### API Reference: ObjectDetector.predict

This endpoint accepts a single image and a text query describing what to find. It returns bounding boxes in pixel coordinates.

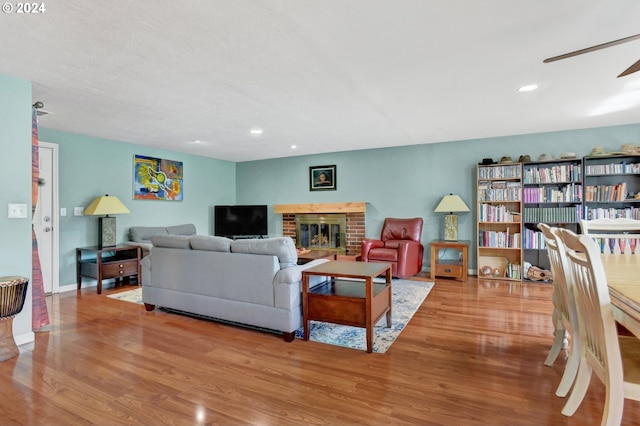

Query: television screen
[214,205,268,237]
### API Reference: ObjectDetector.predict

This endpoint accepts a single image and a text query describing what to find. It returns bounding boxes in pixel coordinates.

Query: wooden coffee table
[302,261,392,353]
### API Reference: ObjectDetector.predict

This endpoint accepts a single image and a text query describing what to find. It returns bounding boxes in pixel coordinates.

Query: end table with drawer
[429,240,469,282]
[76,245,141,294]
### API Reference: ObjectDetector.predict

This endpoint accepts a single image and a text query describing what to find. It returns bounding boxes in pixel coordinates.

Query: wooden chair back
[580,217,640,254]
[557,228,626,423]
[539,224,581,397]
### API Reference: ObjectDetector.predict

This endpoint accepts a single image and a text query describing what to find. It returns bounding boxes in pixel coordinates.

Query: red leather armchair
[361,217,424,279]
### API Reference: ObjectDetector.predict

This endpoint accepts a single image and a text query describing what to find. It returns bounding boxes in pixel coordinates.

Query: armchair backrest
[380,217,424,243]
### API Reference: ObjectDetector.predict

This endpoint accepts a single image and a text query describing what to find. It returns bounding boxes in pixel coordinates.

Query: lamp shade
[84,195,130,216]
[434,194,470,213]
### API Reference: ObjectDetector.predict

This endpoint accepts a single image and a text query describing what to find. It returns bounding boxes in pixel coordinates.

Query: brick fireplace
[274,202,366,256]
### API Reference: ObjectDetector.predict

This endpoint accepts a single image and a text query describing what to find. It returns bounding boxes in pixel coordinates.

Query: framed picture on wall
[133,154,184,201]
[309,165,336,191]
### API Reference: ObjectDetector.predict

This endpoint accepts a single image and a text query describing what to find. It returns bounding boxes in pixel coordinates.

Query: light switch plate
[60,207,67,217]
[74,207,84,216]
[8,203,28,219]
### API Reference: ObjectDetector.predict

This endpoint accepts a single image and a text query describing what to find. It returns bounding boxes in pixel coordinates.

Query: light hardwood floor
[2,274,640,425]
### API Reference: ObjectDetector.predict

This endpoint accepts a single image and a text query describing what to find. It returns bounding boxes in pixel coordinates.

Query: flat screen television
[214,205,268,238]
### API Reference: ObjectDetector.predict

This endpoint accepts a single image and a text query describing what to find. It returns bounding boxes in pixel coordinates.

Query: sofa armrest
[361,238,384,262]
[123,241,153,257]
[273,258,329,285]
[140,255,151,287]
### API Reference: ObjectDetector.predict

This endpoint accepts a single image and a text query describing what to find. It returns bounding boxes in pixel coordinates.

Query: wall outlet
[8,203,28,219]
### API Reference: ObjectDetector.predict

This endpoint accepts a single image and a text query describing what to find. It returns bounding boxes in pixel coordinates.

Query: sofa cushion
[231,237,298,268]
[151,234,192,249]
[190,235,233,252]
[130,226,168,243]
[166,223,197,236]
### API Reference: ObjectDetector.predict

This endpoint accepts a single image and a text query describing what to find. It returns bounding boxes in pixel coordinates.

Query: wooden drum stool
[0,276,29,361]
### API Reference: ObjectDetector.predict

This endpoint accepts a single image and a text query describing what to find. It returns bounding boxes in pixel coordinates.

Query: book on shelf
[585,182,629,202]
[585,206,640,220]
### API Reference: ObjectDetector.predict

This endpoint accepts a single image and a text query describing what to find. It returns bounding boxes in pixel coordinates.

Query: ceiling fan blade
[618,59,640,77]
[543,33,640,63]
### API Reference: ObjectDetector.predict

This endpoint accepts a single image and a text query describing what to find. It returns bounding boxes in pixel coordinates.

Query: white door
[32,142,59,294]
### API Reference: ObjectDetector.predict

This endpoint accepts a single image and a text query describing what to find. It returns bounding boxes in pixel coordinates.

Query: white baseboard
[16,331,35,346]
[59,281,96,293]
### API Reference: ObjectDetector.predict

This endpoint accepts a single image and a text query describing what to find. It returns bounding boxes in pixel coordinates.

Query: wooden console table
[302,261,392,353]
[76,245,141,294]
[429,240,469,281]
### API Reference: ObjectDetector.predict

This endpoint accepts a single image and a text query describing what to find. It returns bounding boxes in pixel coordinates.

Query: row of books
[478,204,519,222]
[523,184,582,203]
[478,181,522,202]
[523,164,581,184]
[523,206,582,223]
[505,262,522,280]
[522,229,547,250]
[585,206,640,220]
[585,162,640,176]
[478,165,522,179]
[584,182,628,202]
[478,230,521,248]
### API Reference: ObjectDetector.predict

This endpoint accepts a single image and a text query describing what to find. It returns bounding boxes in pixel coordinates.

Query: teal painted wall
[38,128,236,286]
[0,74,33,339]
[237,123,640,269]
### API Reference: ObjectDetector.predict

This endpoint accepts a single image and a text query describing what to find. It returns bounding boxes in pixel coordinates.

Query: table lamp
[84,194,130,248]
[434,194,470,241]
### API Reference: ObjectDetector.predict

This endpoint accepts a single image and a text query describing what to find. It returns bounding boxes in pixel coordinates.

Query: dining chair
[557,228,640,425]
[539,224,580,398]
[580,218,640,254]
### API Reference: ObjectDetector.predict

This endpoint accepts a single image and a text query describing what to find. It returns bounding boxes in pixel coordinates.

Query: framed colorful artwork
[134,155,183,201]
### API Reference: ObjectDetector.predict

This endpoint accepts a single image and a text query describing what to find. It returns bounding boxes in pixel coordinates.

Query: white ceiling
[2,0,640,162]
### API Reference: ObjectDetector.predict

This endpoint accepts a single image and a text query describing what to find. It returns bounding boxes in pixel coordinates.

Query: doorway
[32,141,59,294]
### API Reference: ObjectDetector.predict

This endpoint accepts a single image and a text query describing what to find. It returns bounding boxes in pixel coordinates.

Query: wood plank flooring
[2,275,640,425]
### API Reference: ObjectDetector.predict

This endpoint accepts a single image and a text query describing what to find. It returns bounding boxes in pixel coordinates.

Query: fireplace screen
[295,214,347,254]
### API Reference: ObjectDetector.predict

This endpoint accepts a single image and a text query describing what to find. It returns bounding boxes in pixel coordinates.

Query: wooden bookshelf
[477,163,523,281]
[583,154,640,221]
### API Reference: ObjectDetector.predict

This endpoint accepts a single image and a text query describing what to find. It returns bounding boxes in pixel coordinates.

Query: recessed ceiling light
[290,145,297,149]
[187,140,202,144]
[249,129,263,135]
[518,84,538,93]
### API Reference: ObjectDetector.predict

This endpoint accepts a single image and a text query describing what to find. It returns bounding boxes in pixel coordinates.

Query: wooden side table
[429,240,469,281]
[76,245,141,294]
[302,261,392,353]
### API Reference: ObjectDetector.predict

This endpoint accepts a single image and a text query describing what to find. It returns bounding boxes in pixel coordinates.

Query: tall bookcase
[583,154,640,221]
[477,163,523,280]
[522,158,583,273]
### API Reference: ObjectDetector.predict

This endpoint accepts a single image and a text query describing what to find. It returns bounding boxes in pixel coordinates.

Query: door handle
[43,227,51,232]
[43,216,51,222]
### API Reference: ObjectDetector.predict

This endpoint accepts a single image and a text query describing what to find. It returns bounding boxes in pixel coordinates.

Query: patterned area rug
[106,279,434,354]
[107,287,143,304]
[295,278,433,353]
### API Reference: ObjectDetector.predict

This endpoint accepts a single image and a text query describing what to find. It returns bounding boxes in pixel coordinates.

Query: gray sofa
[141,234,328,341]
[128,223,197,256]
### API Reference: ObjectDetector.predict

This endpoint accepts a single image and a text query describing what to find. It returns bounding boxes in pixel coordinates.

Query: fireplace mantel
[273,202,366,214]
